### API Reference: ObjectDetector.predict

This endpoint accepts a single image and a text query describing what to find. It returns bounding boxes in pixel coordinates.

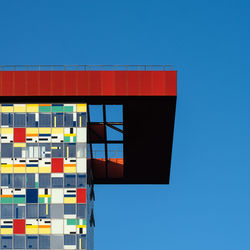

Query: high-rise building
[0,65,177,250]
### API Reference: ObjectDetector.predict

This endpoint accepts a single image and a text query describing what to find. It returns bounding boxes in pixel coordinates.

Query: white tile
[76,158,86,173]
[51,219,63,234]
[51,189,63,203]
[76,128,86,142]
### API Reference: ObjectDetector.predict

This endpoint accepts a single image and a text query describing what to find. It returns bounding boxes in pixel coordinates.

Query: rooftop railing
[0,65,173,71]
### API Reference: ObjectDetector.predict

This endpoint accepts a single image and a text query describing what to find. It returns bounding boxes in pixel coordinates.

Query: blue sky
[1,0,250,249]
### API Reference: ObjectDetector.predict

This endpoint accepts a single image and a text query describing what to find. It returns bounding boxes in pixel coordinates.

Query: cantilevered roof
[0,65,177,184]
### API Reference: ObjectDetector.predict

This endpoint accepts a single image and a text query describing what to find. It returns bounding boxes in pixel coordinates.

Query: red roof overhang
[0,71,176,96]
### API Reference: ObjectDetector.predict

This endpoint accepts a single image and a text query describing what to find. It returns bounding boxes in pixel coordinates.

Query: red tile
[77,189,86,203]
[14,128,26,143]
[51,158,63,173]
[13,219,25,234]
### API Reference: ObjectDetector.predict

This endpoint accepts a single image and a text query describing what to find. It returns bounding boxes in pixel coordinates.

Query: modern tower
[0,65,177,250]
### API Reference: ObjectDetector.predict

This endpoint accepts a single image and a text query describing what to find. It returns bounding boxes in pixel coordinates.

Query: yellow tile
[1,228,13,234]
[64,197,76,203]
[14,104,26,112]
[2,106,13,112]
[39,167,51,173]
[77,104,87,112]
[26,227,38,234]
[14,167,26,173]
[39,228,51,234]
[1,166,13,173]
[14,143,26,147]
[27,104,39,112]
[39,128,51,134]
[52,128,64,134]
[64,167,76,173]
[26,167,38,173]
[2,128,13,134]
[27,128,38,134]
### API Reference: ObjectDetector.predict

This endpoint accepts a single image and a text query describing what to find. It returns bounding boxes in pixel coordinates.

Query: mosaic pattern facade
[0,104,87,249]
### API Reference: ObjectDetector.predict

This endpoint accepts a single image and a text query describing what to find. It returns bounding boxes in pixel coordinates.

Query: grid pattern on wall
[0,104,87,250]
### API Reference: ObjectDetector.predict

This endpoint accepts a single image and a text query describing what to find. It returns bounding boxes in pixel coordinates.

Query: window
[14,235,25,249]
[64,174,76,188]
[39,235,50,249]
[1,113,13,127]
[14,174,25,188]
[52,113,63,127]
[26,236,38,249]
[1,204,13,218]
[39,114,51,127]
[77,174,86,187]
[26,143,39,158]
[1,174,13,188]
[14,204,25,218]
[26,204,38,218]
[14,113,26,127]
[2,236,13,249]
[39,174,51,188]
[1,143,13,158]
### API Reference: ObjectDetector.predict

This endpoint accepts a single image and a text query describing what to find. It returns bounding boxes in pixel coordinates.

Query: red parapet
[0,71,177,96]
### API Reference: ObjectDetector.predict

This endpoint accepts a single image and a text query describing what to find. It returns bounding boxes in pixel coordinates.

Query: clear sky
[1,0,250,249]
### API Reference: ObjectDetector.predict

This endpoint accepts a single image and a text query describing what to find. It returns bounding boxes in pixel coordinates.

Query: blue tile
[26,189,38,203]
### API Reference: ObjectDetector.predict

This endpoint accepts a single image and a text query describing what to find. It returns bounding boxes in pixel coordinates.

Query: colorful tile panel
[0,104,88,249]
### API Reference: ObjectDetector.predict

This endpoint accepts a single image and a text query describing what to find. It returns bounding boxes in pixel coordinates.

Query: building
[0,65,177,249]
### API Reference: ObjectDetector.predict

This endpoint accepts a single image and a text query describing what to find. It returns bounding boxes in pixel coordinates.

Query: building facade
[0,103,91,249]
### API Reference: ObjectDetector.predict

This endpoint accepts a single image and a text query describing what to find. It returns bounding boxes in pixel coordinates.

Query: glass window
[51,235,63,249]
[64,174,76,188]
[64,143,76,158]
[14,174,25,188]
[14,147,26,158]
[52,113,63,127]
[27,113,38,127]
[26,174,36,188]
[77,204,86,218]
[106,105,123,122]
[1,236,13,249]
[77,174,86,187]
[14,113,26,127]
[77,235,86,249]
[26,236,38,249]
[1,204,13,218]
[39,143,51,158]
[64,113,76,127]
[64,235,75,245]
[14,204,25,218]
[51,204,63,218]
[39,235,50,249]
[89,105,103,122]
[26,204,38,218]
[39,204,50,218]
[1,113,13,127]
[14,235,25,249]
[39,113,51,127]
[52,176,63,188]
[77,143,86,158]
[26,143,39,158]
[1,143,13,158]
[77,113,87,127]
[51,143,63,157]
[1,174,13,188]
[64,204,76,215]
[39,174,51,188]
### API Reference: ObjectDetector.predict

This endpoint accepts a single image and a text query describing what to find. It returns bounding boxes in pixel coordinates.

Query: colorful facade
[0,104,89,249]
